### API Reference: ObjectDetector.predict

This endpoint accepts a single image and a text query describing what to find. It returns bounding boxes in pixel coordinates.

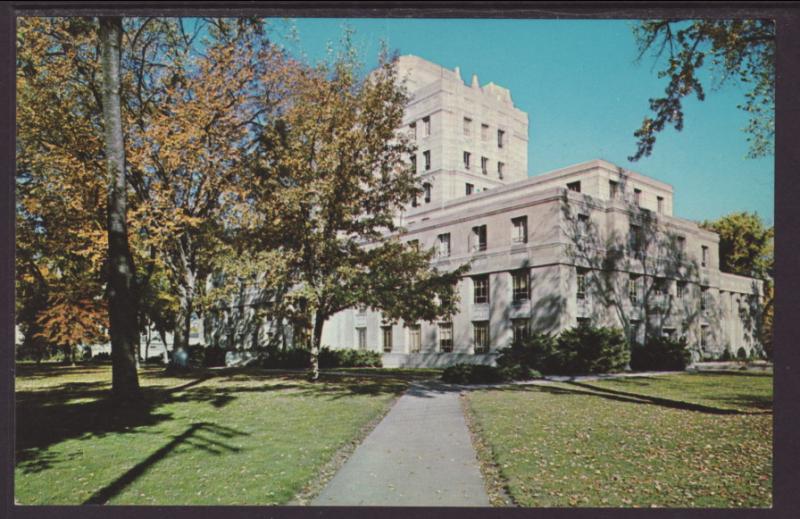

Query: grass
[15,363,407,505]
[464,370,772,508]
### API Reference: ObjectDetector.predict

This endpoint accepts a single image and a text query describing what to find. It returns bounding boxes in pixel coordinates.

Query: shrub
[630,336,691,372]
[737,347,748,361]
[260,348,312,369]
[496,333,558,373]
[91,352,111,362]
[718,349,733,361]
[552,326,629,375]
[203,346,227,368]
[145,355,166,365]
[441,363,540,384]
[319,347,383,368]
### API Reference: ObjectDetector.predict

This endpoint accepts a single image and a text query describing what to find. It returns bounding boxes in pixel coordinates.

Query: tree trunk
[159,328,169,363]
[309,313,325,381]
[100,17,140,400]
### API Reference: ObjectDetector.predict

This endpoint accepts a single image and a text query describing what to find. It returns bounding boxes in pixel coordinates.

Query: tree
[630,20,774,161]
[249,48,468,380]
[701,212,773,358]
[100,16,141,398]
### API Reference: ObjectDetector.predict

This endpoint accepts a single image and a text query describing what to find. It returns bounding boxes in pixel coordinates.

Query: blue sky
[268,18,774,226]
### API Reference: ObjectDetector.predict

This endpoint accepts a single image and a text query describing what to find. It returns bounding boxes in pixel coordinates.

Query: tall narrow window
[481,156,488,175]
[473,321,489,353]
[463,151,471,170]
[466,183,474,196]
[512,319,529,346]
[629,274,640,303]
[701,286,709,311]
[700,324,708,348]
[357,327,367,350]
[567,181,581,193]
[629,320,641,346]
[463,117,472,136]
[481,123,489,141]
[409,122,417,140]
[473,275,490,304]
[382,326,393,352]
[677,236,686,253]
[512,270,530,303]
[629,224,643,253]
[657,196,664,213]
[422,116,431,136]
[423,150,431,171]
[439,323,453,352]
[511,216,527,244]
[677,281,687,299]
[471,225,487,252]
[497,161,505,179]
[701,245,709,267]
[578,213,590,237]
[497,129,505,148]
[408,324,421,353]
[609,180,620,200]
[576,268,587,300]
[423,182,432,203]
[437,233,451,258]
[634,188,642,206]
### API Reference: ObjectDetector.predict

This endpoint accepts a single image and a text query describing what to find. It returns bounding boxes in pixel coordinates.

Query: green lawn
[15,364,406,505]
[464,371,772,508]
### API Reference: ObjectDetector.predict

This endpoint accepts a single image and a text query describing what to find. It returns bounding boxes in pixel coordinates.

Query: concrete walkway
[312,382,490,507]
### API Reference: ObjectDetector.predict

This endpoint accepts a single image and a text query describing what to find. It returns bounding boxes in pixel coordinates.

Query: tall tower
[395,55,529,211]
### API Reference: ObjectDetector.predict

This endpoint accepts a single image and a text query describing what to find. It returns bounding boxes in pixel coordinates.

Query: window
[423,150,431,171]
[654,277,667,296]
[657,196,664,213]
[466,183,474,196]
[408,324,421,353]
[567,181,581,193]
[463,151,471,170]
[437,233,451,258]
[677,281,687,299]
[634,188,642,206]
[481,123,490,141]
[497,129,505,148]
[629,320,641,346]
[422,116,431,136]
[410,154,417,175]
[409,122,416,140]
[700,324,709,348]
[677,236,686,252]
[463,117,472,136]
[473,321,489,353]
[700,286,709,311]
[578,213,590,237]
[471,225,487,252]
[423,182,432,203]
[629,224,643,253]
[512,270,530,303]
[481,156,488,175]
[439,323,453,352]
[498,161,505,179]
[382,326,393,352]
[511,216,527,244]
[577,317,591,328]
[701,245,709,267]
[576,268,587,299]
[473,275,490,304]
[512,319,529,346]
[629,274,640,303]
[357,327,367,350]
[609,180,620,200]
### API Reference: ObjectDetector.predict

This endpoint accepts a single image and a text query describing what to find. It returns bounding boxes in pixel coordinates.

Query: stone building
[319,55,764,367]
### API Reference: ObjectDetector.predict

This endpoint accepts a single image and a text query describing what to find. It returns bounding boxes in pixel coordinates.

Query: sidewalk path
[311,382,490,507]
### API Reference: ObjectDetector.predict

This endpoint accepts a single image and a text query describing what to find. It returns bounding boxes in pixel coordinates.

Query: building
[319,55,764,368]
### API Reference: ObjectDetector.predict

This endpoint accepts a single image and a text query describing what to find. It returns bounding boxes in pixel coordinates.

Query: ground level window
[408,324,421,353]
[357,327,367,351]
[512,319,529,346]
[382,326,393,352]
[439,323,453,352]
[577,317,591,328]
[473,321,489,353]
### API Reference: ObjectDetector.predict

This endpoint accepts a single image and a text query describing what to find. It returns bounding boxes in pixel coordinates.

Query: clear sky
[269,18,774,225]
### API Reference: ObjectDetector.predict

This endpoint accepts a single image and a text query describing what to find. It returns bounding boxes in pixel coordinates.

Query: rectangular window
[677,236,686,252]
[463,151,471,170]
[466,183,474,196]
[700,324,708,348]
[423,150,431,171]
[498,161,505,179]
[437,233,451,258]
[578,213,590,237]
[629,224,643,253]
[677,281,687,299]
[357,327,367,350]
[382,326,393,353]
[629,274,640,303]
[481,156,488,175]
[657,196,664,213]
[473,321,489,353]
[567,181,581,193]
[422,116,431,136]
[701,245,709,267]
[439,323,453,352]
[497,129,505,148]
[512,270,530,303]
[701,286,709,311]
[634,188,642,206]
[511,216,528,244]
[481,123,490,141]
[629,320,641,346]
[512,319,529,346]
[576,268,587,300]
[577,317,591,328]
[609,180,620,200]
[408,324,421,353]
[463,117,472,136]
[473,275,490,304]
[423,182,432,203]
[654,277,667,296]
[409,122,417,140]
[471,225,487,252]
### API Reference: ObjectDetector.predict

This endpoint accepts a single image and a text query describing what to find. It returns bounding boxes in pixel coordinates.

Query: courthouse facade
[319,55,764,367]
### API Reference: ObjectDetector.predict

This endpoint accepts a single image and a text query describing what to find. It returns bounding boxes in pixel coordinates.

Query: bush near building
[629,336,692,372]
[258,347,383,370]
